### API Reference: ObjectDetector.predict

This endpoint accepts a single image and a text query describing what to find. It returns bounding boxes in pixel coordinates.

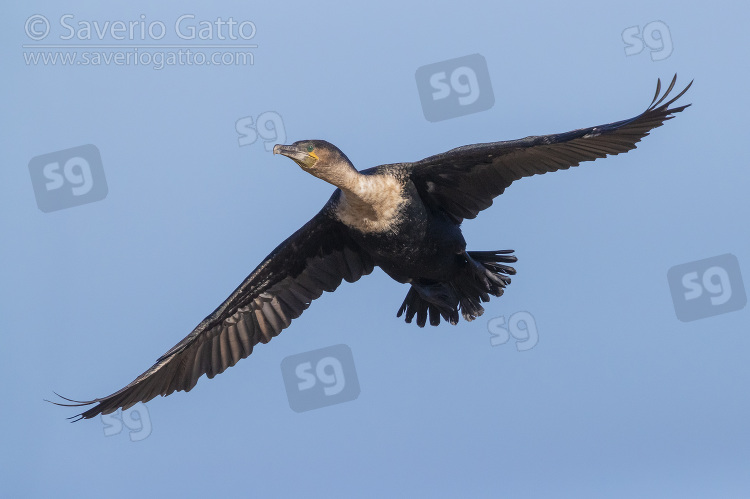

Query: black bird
[53,76,691,420]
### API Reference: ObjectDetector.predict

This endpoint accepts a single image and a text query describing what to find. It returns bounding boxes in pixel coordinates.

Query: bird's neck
[319,160,362,194]
[336,170,381,208]
[320,162,404,221]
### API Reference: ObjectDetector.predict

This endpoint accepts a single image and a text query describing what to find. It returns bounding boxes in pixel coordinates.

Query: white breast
[334,174,406,233]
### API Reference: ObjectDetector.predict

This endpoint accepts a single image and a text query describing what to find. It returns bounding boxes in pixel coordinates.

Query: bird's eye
[307,145,314,152]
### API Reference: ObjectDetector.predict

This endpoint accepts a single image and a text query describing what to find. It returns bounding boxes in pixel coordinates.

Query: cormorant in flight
[53,76,691,420]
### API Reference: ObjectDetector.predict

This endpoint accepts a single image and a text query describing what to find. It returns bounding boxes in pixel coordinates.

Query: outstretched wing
[409,75,692,222]
[53,203,374,420]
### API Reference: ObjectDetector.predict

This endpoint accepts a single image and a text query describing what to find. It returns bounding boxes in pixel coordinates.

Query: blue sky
[2,1,748,497]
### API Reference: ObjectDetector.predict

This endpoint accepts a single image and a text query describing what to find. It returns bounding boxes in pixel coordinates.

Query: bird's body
[52,76,692,421]
[330,169,466,283]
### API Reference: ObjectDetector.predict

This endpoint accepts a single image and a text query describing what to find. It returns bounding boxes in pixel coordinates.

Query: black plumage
[52,75,691,420]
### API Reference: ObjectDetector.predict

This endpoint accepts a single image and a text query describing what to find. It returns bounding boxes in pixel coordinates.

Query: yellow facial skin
[273,144,318,169]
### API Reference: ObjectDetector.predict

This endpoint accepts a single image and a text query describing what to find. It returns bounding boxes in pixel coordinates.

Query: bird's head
[273,140,356,186]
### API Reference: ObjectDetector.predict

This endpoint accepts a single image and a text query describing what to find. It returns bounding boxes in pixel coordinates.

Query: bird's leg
[462,251,491,290]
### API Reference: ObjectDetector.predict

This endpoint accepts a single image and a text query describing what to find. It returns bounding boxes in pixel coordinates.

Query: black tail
[397,250,517,327]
